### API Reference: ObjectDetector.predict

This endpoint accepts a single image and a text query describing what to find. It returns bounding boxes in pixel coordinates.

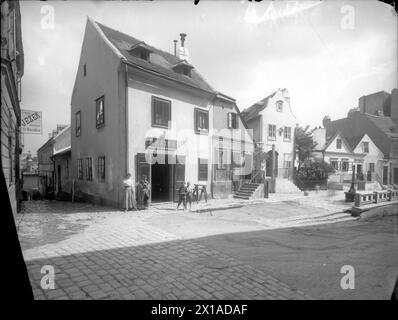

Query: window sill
[195,129,209,136]
[96,123,105,130]
[152,124,170,130]
[267,137,276,141]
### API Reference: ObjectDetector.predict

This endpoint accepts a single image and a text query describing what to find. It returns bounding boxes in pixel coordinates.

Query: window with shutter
[194,108,209,134]
[152,96,171,128]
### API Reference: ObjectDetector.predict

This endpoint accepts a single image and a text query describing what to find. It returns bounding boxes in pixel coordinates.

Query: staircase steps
[233,183,260,200]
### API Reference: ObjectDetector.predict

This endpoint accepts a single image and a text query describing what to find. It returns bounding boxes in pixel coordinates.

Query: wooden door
[173,155,185,202]
[136,153,151,185]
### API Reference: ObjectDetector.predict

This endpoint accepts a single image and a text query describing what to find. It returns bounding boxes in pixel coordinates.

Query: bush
[296,160,335,180]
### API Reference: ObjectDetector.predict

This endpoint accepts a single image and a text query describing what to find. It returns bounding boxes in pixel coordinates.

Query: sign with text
[21,110,42,135]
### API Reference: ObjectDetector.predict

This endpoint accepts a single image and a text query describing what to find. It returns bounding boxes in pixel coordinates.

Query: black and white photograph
[2,0,398,304]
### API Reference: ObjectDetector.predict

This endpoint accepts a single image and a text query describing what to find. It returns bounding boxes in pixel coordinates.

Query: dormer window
[128,42,153,62]
[172,60,194,78]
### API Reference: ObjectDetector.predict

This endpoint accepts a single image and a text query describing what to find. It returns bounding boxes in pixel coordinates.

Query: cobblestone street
[18,201,314,300]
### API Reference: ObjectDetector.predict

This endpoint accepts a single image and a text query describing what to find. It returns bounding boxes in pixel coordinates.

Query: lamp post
[345,163,356,202]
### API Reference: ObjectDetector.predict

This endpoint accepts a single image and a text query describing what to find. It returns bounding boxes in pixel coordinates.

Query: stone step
[233,195,250,200]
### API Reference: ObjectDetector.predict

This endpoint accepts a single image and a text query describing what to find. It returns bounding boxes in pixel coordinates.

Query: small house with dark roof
[242,88,297,188]
[322,96,398,186]
[312,128,384,185]
[70,18,254,207]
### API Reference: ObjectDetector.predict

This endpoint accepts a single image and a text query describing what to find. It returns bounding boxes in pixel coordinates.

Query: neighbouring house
[1,0,24,215]
[323,89,398,186]
[37,124,69,198]
[241,88,300,193]
[20,151,38,173]
[312,127,384,186]
[52,126,71,199]
[70,18,254,208]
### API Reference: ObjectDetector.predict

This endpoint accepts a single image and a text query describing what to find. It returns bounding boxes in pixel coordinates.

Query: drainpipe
[124,61,129,178]
[50,154,56,198]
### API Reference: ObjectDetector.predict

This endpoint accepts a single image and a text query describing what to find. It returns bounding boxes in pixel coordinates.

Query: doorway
[266,150,278,177]
[151,163,172,202]
[57,165,62,194]
[394,168,398,185]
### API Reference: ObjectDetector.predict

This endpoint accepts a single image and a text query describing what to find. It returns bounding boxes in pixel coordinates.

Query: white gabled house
[241,88,300,193]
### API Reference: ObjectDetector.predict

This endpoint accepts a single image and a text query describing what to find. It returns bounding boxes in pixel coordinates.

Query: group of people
[123,173,195,212]
[176,181,193,211]
[122,174,150,211]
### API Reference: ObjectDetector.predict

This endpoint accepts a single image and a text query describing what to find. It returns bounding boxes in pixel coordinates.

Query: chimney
[178,33,189,61]
[179,33,186,47]
[322,115,331,128]
[173,40,178,56]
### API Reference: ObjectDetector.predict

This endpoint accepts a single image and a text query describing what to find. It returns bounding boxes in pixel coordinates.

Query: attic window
[276,100,283,112]
[172,60,194,78]
[129,42,153,62]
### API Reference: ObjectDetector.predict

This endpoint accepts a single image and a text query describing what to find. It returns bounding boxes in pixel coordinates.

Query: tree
[294,125,317,168]
[296,159,335,180]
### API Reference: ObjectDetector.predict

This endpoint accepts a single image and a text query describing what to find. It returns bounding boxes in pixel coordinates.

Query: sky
[19,0,397,155]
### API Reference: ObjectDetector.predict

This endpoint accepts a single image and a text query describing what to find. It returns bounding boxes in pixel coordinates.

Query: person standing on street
[186,181,193,211]
[176,182,187,211]
[122,173,136,211]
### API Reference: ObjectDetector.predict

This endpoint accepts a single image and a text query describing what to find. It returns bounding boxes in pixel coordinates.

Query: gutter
[124,60,216,98]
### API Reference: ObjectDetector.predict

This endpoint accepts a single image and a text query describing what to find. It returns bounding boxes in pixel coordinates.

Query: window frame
[96,96,105,128]
[228,112,238,129]
[151,96,171,129]
[363,141,369,153]
[276,100,283,112]
[341,160,349,172]
[194,108,209,134]
[198,158,208,181]
[97,156,105,182]
[77,159,83,180]
[85,157,93,181]
[336,138,342,149]
[268,124,276,140]
[283,126,292,141]
[75,111,81,137]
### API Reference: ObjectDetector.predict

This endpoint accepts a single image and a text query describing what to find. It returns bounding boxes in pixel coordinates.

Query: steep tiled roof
[95,21,215,94]
[241,92,277,121]
[365,114,398,139]
[345,135,364,150]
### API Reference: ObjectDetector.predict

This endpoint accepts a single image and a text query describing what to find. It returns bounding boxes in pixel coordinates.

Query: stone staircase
[275,178,302,194]
[233,182,260,200]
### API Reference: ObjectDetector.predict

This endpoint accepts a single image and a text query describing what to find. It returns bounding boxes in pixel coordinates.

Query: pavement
[16,196,397,300]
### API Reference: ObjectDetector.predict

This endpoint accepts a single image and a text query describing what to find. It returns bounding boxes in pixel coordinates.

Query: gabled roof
[345,134,365,150]
[93,20,215,94]
[241,91,277,122]
[324,130,354,153]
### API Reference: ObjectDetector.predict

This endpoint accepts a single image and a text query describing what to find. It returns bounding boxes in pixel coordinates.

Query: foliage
[294,125,317,168]
[296,159,335,181]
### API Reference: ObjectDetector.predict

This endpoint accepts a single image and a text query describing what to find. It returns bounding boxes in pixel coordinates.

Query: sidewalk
[151,189,352,215]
